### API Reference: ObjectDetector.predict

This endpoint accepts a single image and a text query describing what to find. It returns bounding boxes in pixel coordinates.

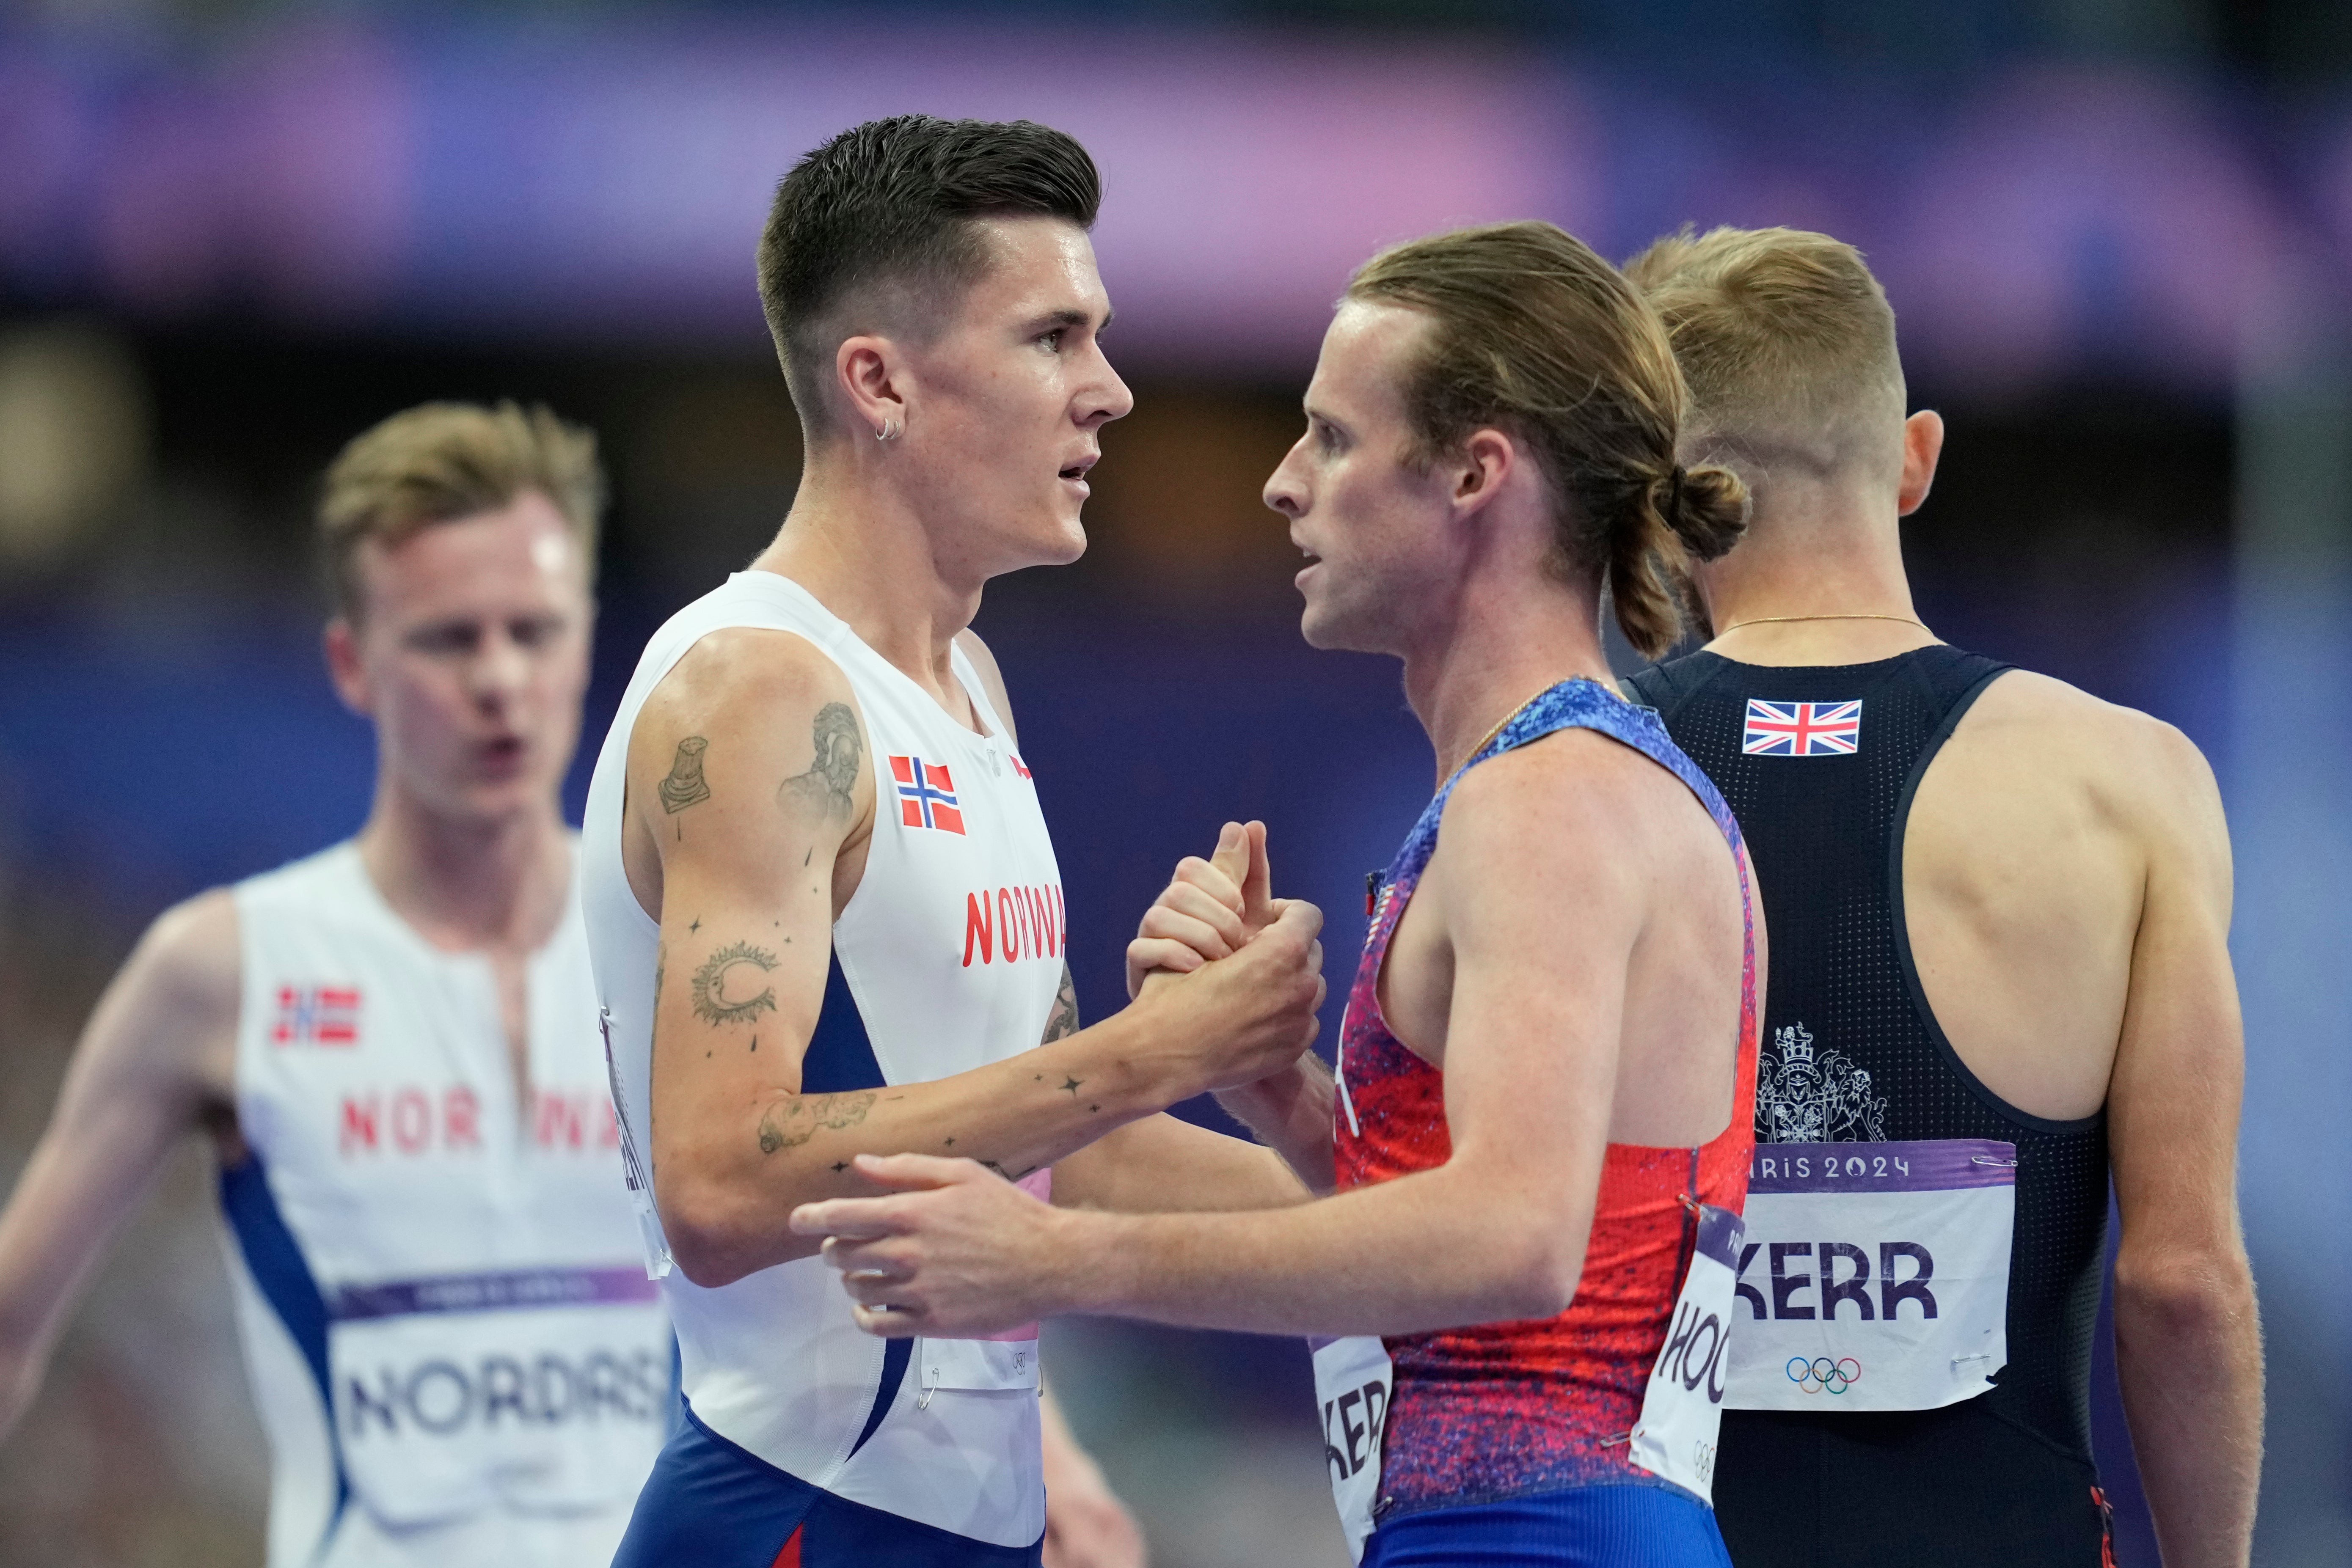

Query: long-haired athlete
[792,221,1769,1567]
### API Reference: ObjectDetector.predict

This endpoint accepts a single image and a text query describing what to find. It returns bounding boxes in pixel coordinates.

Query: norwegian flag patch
[890,755,967,834]
[1743,699,1862,756]
[274,985,361,1047]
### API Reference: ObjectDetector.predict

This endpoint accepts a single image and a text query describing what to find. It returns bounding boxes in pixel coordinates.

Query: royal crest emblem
[1754,1022,1887,1143]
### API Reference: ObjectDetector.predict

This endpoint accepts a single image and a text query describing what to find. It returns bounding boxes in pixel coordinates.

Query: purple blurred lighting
[2,19,2346,384]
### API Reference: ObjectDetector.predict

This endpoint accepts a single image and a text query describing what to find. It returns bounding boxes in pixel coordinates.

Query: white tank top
[223,842,669,1568]
[580,571,1066,1549]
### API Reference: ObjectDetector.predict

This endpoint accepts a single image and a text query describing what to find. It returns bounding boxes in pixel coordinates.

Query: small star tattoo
[689,918,702,934]
[831,1161,849,1173]
[1060,1076,1082,1096]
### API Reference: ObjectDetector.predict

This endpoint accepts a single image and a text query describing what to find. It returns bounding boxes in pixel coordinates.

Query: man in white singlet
[0,399,1147,1568]
[789,222,1763,1568]
[0,402,668,1566]
[581,116,1327,1568]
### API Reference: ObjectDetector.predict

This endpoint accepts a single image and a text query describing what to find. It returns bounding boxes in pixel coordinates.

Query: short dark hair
[757,116,1102,422]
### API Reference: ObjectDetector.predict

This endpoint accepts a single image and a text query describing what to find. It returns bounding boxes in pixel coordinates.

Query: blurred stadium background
[3,0,2349,1563]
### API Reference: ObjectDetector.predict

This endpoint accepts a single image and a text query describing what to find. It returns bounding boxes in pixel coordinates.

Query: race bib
[915,1169,1052,1404]
[1308,1333,1394,1564]
[1628,1204,1743,1503]
[1725,1139,2014,1412]
[326,1266,669,1525]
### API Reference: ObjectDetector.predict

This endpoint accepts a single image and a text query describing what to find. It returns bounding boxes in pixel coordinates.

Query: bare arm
[795,747,1644,1337]
[2106,722,2261,1568]
[1040,1384,1147,1568]
[1053,1112,1311,1215]
[635,632,1325,1288]
[0,893,237,1440]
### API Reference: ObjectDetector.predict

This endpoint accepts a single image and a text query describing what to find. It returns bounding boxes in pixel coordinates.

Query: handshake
[1123,818,1328,1096]
[786,820,1330,1338]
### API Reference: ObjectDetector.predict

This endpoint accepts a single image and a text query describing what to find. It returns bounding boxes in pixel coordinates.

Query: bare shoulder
[1439,730,1662,896]
[954,628,1019,748]
[132,886,242,1027]
[640,626,859,738]
[83,886,241,1099]
[1964,669,2222,830]
[631,628,866,792]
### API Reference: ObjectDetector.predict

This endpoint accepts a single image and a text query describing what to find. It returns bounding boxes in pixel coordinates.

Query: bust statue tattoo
[780,702,861,822]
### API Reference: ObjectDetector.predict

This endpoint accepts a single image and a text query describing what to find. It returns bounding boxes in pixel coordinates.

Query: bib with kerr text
[1309,1333,1393,1564]
[1724,1139,2014,1412]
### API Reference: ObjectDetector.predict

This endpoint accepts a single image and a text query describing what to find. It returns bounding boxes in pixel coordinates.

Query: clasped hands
[787,821,1319,1337]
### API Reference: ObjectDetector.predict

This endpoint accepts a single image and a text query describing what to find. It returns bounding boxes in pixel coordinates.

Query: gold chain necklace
[1454,684,1568,774]
[1715,612,1929,635]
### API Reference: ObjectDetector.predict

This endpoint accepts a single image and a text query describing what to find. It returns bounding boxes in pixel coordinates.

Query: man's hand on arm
[2106,723,2262,1568]
[793,752,1635,1340]
[637,644,1331,1288]
[0,892,235,1441]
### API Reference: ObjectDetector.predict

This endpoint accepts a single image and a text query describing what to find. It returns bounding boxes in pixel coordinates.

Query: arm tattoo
[758,1090,878,1155]
[1041,962,1080,1045]
[659,737,712,813]
[690,941,779,1027]
[779,702,861,822]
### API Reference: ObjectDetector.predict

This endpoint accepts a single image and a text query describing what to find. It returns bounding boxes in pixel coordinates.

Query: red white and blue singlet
[1338,679,1760,1529]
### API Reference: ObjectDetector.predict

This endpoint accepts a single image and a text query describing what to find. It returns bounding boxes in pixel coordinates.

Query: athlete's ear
[323,616,375,718]
[837,334,909,444]
[1897,410,1944,517]
[1449,428,1515,521]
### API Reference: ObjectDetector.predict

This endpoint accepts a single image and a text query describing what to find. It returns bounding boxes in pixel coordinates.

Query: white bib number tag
[325,1269,669,1525]
[1308,1333,1394,1563]
[1628,1204,1743,1504]
[1725,1139,2014,1412]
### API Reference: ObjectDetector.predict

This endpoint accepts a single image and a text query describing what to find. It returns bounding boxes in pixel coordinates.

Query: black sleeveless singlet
[1624,646,2113,1567]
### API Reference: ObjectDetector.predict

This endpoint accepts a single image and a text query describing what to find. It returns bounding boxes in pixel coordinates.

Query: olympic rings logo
[1785,1356,1862,1395]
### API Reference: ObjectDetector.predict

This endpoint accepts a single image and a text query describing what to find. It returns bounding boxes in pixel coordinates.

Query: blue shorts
[1363,1484,1734,1568]
[612,1395,1044,1568]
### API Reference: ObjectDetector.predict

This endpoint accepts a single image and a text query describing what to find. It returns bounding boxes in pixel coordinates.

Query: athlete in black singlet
[1624,228,2261,1568]
[1627,646,2113,1557]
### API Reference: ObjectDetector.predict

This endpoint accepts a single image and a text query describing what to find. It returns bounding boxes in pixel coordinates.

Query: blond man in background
[1621,228,2261,1568]
[0,402,670,1566]
[0,399,1144,1568]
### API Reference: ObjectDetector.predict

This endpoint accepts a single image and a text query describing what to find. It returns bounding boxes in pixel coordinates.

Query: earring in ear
[876,421,902,442]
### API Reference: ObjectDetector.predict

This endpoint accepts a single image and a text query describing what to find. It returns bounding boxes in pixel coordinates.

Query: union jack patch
[274,985,361,1047]
[1742,699,1862,756]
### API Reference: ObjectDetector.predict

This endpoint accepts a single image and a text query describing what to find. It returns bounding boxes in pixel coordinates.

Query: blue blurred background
[2,2,2348,1563]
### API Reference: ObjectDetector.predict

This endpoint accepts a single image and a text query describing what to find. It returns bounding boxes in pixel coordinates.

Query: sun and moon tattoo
[656,702,1087,1172]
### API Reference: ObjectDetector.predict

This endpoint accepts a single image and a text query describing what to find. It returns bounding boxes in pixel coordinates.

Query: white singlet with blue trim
[580,570,1067,1550]
[223,842,669,1568]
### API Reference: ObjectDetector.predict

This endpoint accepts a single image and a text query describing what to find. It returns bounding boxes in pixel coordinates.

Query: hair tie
[1665,465,1686,520]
